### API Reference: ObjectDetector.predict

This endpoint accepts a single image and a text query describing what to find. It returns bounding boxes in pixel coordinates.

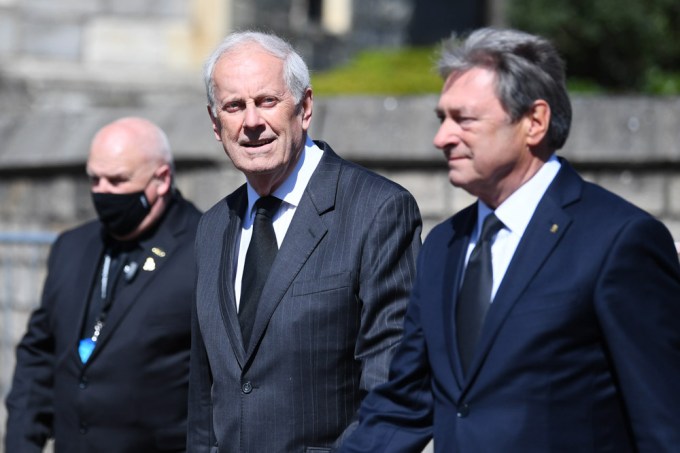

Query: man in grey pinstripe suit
[187,31,422,453]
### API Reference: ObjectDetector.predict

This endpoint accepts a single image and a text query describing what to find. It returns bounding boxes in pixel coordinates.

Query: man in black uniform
[5,117,202,453]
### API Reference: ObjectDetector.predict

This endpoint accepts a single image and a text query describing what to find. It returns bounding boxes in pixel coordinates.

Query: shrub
[508,0,680,92]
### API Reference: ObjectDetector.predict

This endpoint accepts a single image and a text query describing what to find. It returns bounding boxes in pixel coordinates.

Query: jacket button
[79,377,88,389]
[79,422,88,434]
[457,403,469,418]
[242,381,253,394]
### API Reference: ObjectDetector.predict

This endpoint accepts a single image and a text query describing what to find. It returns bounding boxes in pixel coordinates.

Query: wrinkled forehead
[214,46,286,86]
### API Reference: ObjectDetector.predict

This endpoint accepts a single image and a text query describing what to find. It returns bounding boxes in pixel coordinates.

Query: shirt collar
[246,136,324,219]
[477,154,561,236]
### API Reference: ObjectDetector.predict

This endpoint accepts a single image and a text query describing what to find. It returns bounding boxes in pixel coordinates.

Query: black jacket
[6,194,201,453]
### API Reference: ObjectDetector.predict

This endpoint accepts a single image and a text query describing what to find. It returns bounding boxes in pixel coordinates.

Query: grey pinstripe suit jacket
[188,141,422,453]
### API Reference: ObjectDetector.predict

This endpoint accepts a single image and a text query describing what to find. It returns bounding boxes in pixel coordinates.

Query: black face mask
[92,191,151,237]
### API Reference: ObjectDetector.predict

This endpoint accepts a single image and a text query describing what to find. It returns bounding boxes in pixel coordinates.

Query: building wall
[0,2,678,451]
[1,94,680,451]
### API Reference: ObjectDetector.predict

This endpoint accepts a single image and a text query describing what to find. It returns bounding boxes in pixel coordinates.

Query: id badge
[78,338,96,363]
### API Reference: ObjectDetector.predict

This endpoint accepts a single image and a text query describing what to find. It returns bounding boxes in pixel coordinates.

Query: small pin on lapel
[151,247,166,257]
[550,224,559,234]
[142,257,156,271]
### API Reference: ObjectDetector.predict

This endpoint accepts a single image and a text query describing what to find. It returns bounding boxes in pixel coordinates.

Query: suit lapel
[218,188,248,366]
[243,148,337,361]
[72,230,106,368]
[84,199,188,364]
[462,162,582,386]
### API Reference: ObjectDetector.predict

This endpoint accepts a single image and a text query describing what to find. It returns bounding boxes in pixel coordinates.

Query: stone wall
[0,94,679,451]
[1,4,679,451]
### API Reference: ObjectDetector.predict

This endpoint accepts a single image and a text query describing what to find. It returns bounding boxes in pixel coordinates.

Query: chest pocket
[291,271,353,296]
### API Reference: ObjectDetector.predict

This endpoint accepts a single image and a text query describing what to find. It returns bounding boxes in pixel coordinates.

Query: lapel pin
[142,257,156,271]
[151,247,166,257]
[550,224,559,234]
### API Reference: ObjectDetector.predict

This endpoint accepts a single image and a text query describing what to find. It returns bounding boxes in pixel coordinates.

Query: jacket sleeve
[186,234,216,453]
[594,215,680,450]
[5,237,63,453]
[336,189,425,448]
[339,229,434,453]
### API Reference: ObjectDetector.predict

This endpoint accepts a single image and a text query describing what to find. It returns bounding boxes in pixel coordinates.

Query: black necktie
[239,195,282,348]
[457,213,504,375]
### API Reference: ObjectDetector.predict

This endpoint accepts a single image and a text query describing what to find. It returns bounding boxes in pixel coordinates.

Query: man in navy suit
[6,117,201,452]
[187,31,421,452]
[340,28,680,452]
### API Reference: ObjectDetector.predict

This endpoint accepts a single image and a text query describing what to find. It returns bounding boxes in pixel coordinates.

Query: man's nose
[433,120,461,149]
[243,104,264,128]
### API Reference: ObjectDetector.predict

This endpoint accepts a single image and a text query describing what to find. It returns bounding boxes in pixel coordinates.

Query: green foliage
[508,0,680,93]
[644,69,680,95]
[311,47,443,96]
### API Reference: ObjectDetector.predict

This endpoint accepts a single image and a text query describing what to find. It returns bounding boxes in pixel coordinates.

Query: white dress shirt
[465,154,561,301]
[234,136,324,308]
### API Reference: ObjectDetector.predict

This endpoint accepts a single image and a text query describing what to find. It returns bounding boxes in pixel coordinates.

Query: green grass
[311,47,680,96]
[644,69,680,95]
[311,46,443,96]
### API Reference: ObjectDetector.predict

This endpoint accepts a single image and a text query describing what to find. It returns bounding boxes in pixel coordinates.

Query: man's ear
[155,164,172,197]
[525,99,550,147]
[300,88,313,132]
[207,105,223,142]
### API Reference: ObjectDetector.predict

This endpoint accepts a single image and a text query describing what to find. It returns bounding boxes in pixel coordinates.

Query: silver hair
[203,30,311,116]
[438,28,572,150]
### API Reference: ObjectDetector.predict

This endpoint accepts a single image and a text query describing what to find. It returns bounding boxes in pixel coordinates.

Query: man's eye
[260,97,278,107]
[456,116,475,127]
[224,102,242,113]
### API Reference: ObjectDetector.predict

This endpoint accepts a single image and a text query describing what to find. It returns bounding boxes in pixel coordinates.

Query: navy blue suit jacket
[340,160,680,452]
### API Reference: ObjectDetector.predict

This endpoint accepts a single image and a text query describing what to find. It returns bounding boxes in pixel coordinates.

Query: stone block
[2,304,35,344]
[35,177,80,225]
[20,19,81,60]
[20,0,100,18]
[175,165,246,212]
[0,179,32,220]
[311,95,441,163]
[564,97,680,163]
[668,176,680,217]
[139,102,224,161]
[0,11,17,56]
[0,242,50,311]
[379,170,449,218]
[661,218,680,243]
[101,0,187,17]
[0,112,107,168]
[84,18,193,69]
[597,171,666,216]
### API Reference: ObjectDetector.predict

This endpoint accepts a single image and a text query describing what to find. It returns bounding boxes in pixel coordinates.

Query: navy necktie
[457,213,504,375]
[239,195,282,349]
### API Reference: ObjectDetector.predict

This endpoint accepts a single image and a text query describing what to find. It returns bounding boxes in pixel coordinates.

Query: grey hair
[204,30,311,116]
[437,28,572,150]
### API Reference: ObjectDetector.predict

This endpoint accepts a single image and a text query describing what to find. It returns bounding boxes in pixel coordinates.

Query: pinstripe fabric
[188,142,422,453]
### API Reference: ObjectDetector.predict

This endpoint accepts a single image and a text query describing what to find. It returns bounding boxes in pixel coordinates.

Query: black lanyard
[89,251,128,342]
